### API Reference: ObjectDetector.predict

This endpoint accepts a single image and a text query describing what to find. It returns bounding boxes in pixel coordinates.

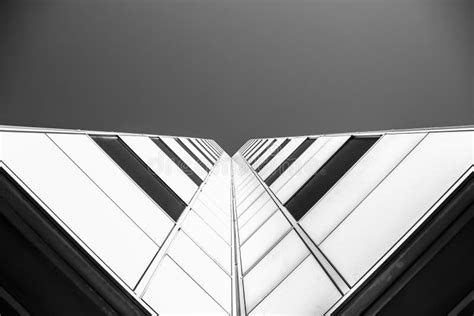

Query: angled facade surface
[0,125,472,315]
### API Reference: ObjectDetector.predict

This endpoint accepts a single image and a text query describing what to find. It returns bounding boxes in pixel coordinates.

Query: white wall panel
[236,178,261,199]
[50,133,174,246]
[192,199,230,244]
[272,136,349,204]
[258,138,306,179]
[239,199,279,244]
[236,174,255,191]
[200,191,231,219]
[252,139,284,169]
[237,186,266,216]
[143,256,226,315]
[240,211,291,273]
[0,132,157,287]
[321,131,474,286]
[120,136,198,203]
[167,232,231,312]
[301,133,426,244]
[161,136,208,180]
[246,140,267,160]
[238,192,271,225]
[181,211,231,274]
[244,231,309,311]
[181,138,214,169]
[249,139,273,165]
[250,256,341,316]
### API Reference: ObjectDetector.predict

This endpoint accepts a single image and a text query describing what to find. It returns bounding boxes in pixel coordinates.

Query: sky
[0,0,472,153]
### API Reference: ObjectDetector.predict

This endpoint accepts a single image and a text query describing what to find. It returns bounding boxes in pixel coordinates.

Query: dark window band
[92,135,186,221]
[246,139,269,162]
[175,138,210,173]
[0,169,151,315]
[256,139,290,173]
[251,139,277,166]
[196,139,218,161]
[265,138,316,186]
[285,137,379,221]
[151,137,203,186]
[187,139,215,165]
[243,140,261,157]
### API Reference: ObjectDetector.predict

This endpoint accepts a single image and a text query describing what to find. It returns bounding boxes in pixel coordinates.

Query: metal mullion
[168,255,230,315]
[236,191,266,219]
[242,227,293,277]
[230,160,247,316]
[240,154,351,295]
[191,209,231,246]
[47,134,161,248]
[239,209,280,246]
[135,156,222,297]
[247,253,311,314]
[325,165,474,315]
[315,133,427,245]
[0,163,158,316]
[180,230,231,277]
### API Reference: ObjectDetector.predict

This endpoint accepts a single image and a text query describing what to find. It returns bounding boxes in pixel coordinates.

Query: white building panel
[321,131,474,285]
[120,135,198,203]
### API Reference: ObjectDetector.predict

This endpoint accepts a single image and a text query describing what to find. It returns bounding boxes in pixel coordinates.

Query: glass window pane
[301,133,426,244]
[181,138,214,169]
[160,137,207,180]
[175,138,210,173]
[120,136,198,203]
[246,140,269,162]
[258,138,305,180]
[284,137,378,220]
[192,199,230,244]
[321,132,473,286]
[167,232,231,312]
[1,132,157,287]
[250,139,276,166]
[181,211,231,274]
[151,137,202,186]
[143,256,226,315]
[244,230,309,311]
[270,137,344,199]
[91,135,186,221]
[50,133,174,246]
[239,199,279,244]
[256,138,290,173]
[188,138,215,165]
[250,256,341,315]
[240,211,291,273]
[265,138,316,186]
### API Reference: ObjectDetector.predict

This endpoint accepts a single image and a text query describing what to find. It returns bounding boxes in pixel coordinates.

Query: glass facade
[0,126,472,315]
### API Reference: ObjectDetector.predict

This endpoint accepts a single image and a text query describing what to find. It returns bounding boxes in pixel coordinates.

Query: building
[0,125,472,315]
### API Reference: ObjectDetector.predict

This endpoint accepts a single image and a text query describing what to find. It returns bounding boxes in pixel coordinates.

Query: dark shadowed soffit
[334,172,474,316]
[0,168,150,316]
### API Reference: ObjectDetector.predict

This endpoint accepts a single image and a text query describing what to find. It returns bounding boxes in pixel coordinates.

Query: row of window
[1,126,471,316]
[143,158,233,315]
[233,155,342,315]
[0,131,222,292]
[237,130,473,314]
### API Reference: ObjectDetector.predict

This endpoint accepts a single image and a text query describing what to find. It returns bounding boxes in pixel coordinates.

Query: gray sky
[0,0,472,153]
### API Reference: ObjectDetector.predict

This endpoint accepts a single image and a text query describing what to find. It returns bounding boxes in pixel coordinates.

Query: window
[256,139,290,173]
[265,138,316,186]
[246,140,269,162]
[284,137,378,221]
[187,139,215,165]
[91,135,186,221]
[175,138,210,173]
[151,137,202,186]
[251,139,277,166]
